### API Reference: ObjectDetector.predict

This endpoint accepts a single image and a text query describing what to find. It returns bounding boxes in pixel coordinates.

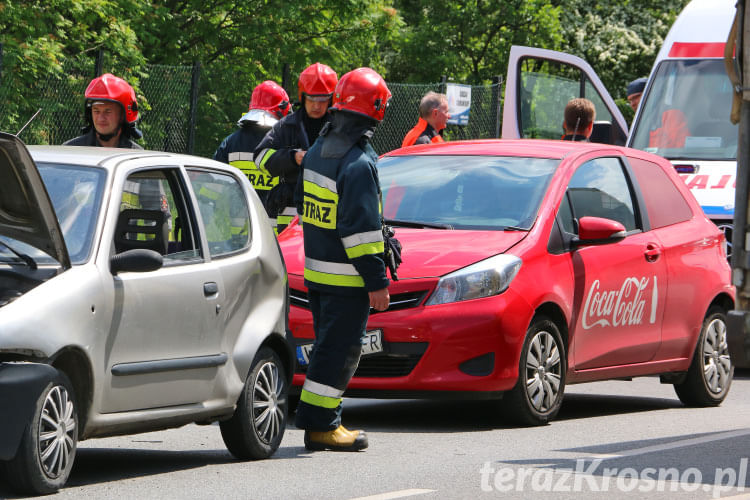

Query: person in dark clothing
[294,67,392,452]
[214,80,290,205]
[561,97,596,142]
[627,77,648,112]
[253,63,338,234]
[401,91,450,147]
[64,73,143,149]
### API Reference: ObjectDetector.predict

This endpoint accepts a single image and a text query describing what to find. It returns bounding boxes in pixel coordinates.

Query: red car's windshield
[378,155,558,230]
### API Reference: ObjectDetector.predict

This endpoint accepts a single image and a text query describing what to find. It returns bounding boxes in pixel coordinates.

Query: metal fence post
[94,49,103,78]
[493,75,502,138]
[187,61,201,154]
[282,63,290,95]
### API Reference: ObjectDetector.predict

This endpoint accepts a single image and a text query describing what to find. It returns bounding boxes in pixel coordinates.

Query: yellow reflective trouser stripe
[300,389,342,409]
[304,268,365,287]
[345,241,385,259]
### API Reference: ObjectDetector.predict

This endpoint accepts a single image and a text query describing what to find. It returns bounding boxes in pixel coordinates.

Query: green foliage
[389,0,564,84]
[0,0,689,152]
[552,0,690,99]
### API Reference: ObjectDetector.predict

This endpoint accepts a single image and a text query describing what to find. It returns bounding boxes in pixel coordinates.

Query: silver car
[0,133,291,495]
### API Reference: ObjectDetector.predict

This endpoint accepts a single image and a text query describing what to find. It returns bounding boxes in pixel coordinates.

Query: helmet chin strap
[96,124,121,142]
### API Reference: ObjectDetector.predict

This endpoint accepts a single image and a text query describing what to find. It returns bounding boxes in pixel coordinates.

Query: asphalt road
[3,371,750,500]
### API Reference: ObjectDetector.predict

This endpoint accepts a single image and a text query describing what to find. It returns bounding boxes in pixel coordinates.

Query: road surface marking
[349,489,436,500]
[585,428,750,460]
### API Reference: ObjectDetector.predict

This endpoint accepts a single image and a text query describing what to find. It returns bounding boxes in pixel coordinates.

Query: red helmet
[250,80,290,118]
[84,73,139,125]
[298,63,338,101]
[332,68,391,122]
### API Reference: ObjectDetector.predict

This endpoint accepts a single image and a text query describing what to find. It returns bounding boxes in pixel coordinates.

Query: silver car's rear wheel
[675,306,733,406]
[504,316,566,426]
[221,347,288,459]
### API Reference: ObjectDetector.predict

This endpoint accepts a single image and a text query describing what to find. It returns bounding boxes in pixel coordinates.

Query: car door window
[628,156,693,228]
[118,169,201,263]
[187,169,251,257]
[559,157,639,233]
[501,47,628,145]
[518,59,622,142]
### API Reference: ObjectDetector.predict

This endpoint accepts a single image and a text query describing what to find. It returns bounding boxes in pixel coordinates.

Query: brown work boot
[304,425,368,451]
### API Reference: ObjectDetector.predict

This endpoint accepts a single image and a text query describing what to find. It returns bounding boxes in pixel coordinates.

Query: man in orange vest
[401,91,450,147]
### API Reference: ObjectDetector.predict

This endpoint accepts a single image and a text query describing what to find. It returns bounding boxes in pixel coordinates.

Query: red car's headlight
[425,254,522,305]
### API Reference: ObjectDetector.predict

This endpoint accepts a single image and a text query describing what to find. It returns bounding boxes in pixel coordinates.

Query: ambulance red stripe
[668,42,726,58]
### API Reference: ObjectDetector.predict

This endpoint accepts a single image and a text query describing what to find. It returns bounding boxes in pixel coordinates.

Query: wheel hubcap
[38,385,76,479]
[703,318,731,394]
[253,361,285,444]
[525,331,562,412]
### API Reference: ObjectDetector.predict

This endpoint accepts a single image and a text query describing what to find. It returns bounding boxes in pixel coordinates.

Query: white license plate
[296,329,383,367]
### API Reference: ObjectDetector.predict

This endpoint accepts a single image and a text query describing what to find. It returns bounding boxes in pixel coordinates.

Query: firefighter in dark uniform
[253,62,338,234]
[213,80,290,206]
[294,67,392,451]
[64,73,143,149]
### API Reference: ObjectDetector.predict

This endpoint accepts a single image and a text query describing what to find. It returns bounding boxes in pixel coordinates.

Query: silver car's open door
[501,46,628,145]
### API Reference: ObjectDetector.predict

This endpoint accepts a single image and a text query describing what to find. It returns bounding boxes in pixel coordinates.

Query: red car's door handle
[645,243,661,262]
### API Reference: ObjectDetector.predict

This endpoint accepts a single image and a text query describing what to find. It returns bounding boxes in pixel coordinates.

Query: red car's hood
[278,224,527,279]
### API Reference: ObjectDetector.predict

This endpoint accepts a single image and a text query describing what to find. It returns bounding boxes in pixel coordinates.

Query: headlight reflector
[425,254,522,305]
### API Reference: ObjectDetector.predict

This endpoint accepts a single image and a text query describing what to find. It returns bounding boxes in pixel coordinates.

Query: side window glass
[566,157,638,232]
[188,169,251,257]
[117,169,201,263]
[628,156,693,228]
[557,191,576,234]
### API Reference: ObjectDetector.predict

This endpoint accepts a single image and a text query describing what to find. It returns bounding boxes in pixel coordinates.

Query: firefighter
[64,73,143,149]
[401,91,450,147]
[253,62,338,234]
[294,67,391,451]
[213,80,290,205]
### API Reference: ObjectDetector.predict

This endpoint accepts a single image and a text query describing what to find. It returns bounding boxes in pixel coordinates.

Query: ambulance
[502,0,738,253]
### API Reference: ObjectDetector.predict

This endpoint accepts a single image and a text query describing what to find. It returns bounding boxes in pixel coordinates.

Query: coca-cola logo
[582,276,659,330]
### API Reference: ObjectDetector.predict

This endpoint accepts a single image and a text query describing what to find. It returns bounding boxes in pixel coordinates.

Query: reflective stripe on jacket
[299,136,389,294]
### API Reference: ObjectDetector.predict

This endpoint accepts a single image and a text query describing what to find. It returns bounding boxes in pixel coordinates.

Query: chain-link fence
[0,55,198,153]
[0,52,502,157]
[375,80,502,154]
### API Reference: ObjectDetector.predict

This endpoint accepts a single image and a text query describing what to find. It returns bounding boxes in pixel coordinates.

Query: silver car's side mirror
[110,248,163,275]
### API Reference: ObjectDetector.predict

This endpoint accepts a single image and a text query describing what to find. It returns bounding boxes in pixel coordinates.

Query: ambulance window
[627,156,692,228]
[187,169,251,257]
[565,157,638,232]
[118,169,201,263]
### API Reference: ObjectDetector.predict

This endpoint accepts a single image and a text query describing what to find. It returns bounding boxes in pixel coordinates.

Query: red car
[279,139,734,425]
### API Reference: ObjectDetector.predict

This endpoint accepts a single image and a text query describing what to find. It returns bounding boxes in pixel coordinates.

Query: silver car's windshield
[630,59,737,160]
[37,163,106,264]
[378,155,558,230]
[0,236,54,265]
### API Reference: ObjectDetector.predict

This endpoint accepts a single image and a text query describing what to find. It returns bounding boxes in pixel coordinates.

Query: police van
[502,0,737,253]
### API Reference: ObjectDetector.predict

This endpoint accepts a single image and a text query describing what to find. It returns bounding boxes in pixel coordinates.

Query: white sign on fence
[446,83,471,126]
